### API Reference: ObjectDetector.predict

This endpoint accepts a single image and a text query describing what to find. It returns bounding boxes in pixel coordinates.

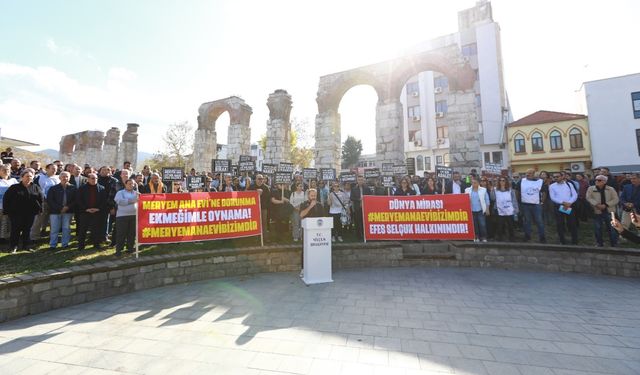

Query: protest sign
[161,168,184,181]
[363,195,474,241]
[302,168,318,180]
[212,159,232,173]
[186,175,206,190]
[364,168,381,179]
[320,168,336,181]
[138,191,262,244]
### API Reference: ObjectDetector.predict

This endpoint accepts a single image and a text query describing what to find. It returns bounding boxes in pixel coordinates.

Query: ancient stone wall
[194,96,252,171]
[58,125,139,169]
[315,46,480,173]
[264,89,292,164]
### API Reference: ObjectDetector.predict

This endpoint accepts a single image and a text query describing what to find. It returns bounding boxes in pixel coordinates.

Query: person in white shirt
[328,181,350,242]
[465,177,490,242]
[549,171,578,245]
[289,182,306,242]
[516,168,547,243]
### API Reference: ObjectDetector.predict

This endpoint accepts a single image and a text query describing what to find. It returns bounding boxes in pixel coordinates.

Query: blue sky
[1,0,638,156]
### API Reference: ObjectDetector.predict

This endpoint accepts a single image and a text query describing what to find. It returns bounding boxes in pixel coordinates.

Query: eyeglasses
[596,179,606,182]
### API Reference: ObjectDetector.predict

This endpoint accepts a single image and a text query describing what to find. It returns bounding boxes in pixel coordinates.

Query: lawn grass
[0,219,637,278]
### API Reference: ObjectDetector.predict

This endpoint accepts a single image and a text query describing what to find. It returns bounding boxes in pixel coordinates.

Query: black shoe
[94,245,104,250]
[49,246,56,250]
[77,246,85,251]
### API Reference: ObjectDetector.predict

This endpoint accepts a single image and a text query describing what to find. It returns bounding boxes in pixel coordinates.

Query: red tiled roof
[508,110,587,127]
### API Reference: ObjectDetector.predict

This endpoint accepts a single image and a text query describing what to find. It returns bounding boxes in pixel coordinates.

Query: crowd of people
[1,153,639,255]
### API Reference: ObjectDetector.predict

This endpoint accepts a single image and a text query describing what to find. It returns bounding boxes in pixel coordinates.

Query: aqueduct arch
[194,96,252,172]
[315,45,479,172]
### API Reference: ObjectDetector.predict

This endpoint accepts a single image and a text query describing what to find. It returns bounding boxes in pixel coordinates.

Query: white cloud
[0,63,197,155]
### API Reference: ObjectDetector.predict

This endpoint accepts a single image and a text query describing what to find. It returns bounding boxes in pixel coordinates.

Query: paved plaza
[1,267,639,374]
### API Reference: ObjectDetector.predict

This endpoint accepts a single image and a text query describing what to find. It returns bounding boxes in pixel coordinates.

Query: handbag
[332,191,351,225]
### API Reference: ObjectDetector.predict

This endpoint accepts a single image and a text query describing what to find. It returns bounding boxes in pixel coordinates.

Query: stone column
[119,123,139,170]
[265,89,293,164]
[103,127,121,168]
[226,98,252,164]
[78,131,105,168]
[193,128,217,173]
[314,111,341,170]
[446,90,481,174]
[375,100,405,167]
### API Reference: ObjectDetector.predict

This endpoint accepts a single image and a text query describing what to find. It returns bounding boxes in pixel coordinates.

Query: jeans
[49,213,73,247]
[521,203,546,242]
[593,211,618,246]
[472,211,487,240]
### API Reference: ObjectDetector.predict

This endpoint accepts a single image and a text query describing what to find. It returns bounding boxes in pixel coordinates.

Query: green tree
[341,135,362,169]
[146,121,194,171]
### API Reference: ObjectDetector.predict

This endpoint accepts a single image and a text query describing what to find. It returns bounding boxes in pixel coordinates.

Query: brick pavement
[1,267,639,374]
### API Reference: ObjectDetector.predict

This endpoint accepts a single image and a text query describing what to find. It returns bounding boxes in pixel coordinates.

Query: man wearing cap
[586,175,619,247]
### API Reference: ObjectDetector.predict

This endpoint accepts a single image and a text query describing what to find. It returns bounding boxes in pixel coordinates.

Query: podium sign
[301,217,334,285]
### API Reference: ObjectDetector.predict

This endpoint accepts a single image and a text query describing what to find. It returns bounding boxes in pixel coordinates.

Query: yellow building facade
[506,111,591,175]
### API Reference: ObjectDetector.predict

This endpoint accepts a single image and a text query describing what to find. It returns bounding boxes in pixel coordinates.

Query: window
[550,130,563,150]
[569,128,583,149]
[484,152,491,165]
[492,151,503,165]
[475,94,482,107]
[434,76,448,89]
[416,155,424,170]
[444,154,450,166]
[425,156,431,170]
[437,126,449,139]
[531,132,544,152]
[462,43,477,57]
[406,82,419,96]
[514,134,526,153]
[435,100,448,114]
[408,105,420,118]
[632,92,640,119]
[436,155,443,165]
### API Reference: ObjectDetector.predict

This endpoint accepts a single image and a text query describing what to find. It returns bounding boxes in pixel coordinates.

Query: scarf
[150,181,164,194]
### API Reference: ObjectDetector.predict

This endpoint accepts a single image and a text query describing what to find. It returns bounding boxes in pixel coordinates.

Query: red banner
[137,191,262,244]
[363,194,475,241]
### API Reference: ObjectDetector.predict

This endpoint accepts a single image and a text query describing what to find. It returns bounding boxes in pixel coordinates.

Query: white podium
[301,217,334,285]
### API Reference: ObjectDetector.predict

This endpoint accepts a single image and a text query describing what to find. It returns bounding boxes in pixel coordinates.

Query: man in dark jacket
[47,171,77,249]
[3,169,43,252]
[444,172,468,194]
[97,166,119,242]
[620,173,640,228]
[350,175,372,240]
[76,173,108,250]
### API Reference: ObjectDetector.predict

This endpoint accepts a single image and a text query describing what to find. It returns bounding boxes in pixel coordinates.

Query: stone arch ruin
[194,96,252,172]
[58,123,139,169]
[314,45,479,172]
